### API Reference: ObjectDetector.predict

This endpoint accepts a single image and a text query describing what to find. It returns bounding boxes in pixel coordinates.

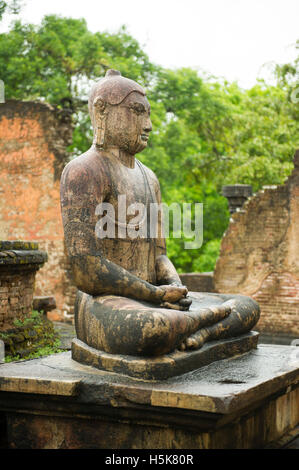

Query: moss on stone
[0,310,65,361]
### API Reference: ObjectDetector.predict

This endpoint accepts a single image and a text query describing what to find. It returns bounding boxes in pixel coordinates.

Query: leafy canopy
[0,14,298,272]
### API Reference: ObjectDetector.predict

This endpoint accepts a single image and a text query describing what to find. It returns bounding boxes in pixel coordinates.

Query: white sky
[2,0,299,88]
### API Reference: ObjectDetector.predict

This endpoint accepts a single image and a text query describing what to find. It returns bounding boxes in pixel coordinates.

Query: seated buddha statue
[60,69,260,357]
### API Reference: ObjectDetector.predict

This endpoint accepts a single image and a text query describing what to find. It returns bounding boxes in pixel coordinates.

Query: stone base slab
[0,344,298,448]
[72,331,259,380]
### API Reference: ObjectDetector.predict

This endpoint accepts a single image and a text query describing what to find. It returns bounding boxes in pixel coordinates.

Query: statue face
[100,91,152,154]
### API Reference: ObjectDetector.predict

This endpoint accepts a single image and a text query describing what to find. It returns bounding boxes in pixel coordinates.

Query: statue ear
[93,97,107,147]
[94,97,106,114]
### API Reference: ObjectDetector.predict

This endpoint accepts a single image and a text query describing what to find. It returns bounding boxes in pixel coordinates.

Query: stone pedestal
[33,296,56,317]
[0,344,298,449]
[0,241,49,358]
[222,184,252,214]
[0,241,47,330]
[71,332,259,380]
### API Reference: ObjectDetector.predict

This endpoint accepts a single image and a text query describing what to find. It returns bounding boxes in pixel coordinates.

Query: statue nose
[143,118,152,133]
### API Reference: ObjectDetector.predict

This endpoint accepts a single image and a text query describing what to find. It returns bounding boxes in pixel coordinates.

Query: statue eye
[130,103,146,114]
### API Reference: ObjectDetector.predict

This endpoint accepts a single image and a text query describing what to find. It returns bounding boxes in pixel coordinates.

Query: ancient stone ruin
[214,149,299,336]
[0,74,298,450]
[0,240,60,358]
[222,184,253,214]
[0,241,47,330]
[0,100,77,322]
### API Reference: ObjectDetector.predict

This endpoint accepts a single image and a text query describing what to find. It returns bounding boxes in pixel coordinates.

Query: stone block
[33,296,56,313]
[72,332,259,380]
[179,272,214,292]
[0,344,298,449]
[0,241,47,330]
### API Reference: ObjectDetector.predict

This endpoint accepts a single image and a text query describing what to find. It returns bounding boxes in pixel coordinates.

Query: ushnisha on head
[89,69,152,155]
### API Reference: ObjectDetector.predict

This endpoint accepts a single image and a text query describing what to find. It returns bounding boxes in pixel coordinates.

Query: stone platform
[72,332,259,380]
[0,344,298,449]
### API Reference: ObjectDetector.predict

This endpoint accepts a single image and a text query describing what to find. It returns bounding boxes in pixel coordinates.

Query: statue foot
[178,295,260,352]
[178,304,232,351]
[178,328,210,351]
[75,291,259,357]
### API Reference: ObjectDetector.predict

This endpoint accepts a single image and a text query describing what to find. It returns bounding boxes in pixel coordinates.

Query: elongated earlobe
[93,97,107,147]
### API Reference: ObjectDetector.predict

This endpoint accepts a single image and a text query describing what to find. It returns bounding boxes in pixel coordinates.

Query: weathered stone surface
[61,69,260,361]
[222,185,253,199]
[0,248,47,268]
[33,296,56,313]
[0,346,298,448]
[53,322,76,349]
[71,331,259,380]
[0,241,47,330]
[0,241,39,251]
[222,184,253,214]
[214,149,299,335]
[0,270,36,329]
[179,272,214,292]
[0,376,79,396]
[0,316,60,358]
[0,345,298,413]
[0,100,77,322]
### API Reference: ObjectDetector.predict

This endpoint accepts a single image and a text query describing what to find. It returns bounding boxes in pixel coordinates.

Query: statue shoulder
[61,151,91,183]
[61,149,109,189]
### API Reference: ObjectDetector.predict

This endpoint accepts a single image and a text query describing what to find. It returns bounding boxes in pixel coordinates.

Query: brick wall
[0,270,35,329]
[214,150,299,335]
[0,100,77,322]
[0,241,47,330]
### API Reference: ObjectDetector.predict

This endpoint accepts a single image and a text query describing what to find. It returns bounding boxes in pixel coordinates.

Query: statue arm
[61,161,174,304]
[69,252,166,303]
[155,255,182,286]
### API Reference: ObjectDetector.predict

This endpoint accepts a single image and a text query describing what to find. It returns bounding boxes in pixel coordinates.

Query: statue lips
[141,133,149,142]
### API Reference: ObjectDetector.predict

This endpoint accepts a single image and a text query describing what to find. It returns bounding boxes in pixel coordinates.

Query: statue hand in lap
[160,284,187,302]
[60,70,260,357]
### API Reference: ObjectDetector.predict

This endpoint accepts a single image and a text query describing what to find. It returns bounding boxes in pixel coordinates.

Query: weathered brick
[214,150,299,336]
[0,100,77,323]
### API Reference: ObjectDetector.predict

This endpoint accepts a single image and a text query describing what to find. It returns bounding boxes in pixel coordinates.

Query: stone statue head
[89,69,152,154]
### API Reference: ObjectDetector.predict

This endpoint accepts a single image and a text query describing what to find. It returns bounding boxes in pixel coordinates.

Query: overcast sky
[2,0,298,88]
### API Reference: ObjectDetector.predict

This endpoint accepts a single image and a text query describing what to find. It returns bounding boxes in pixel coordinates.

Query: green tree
[1,14,298,273]
[142,65,299,271]
[0,15,158,153]
[0,16,156,105]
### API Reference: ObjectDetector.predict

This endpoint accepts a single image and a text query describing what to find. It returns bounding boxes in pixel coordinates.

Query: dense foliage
[0,13,298,272]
